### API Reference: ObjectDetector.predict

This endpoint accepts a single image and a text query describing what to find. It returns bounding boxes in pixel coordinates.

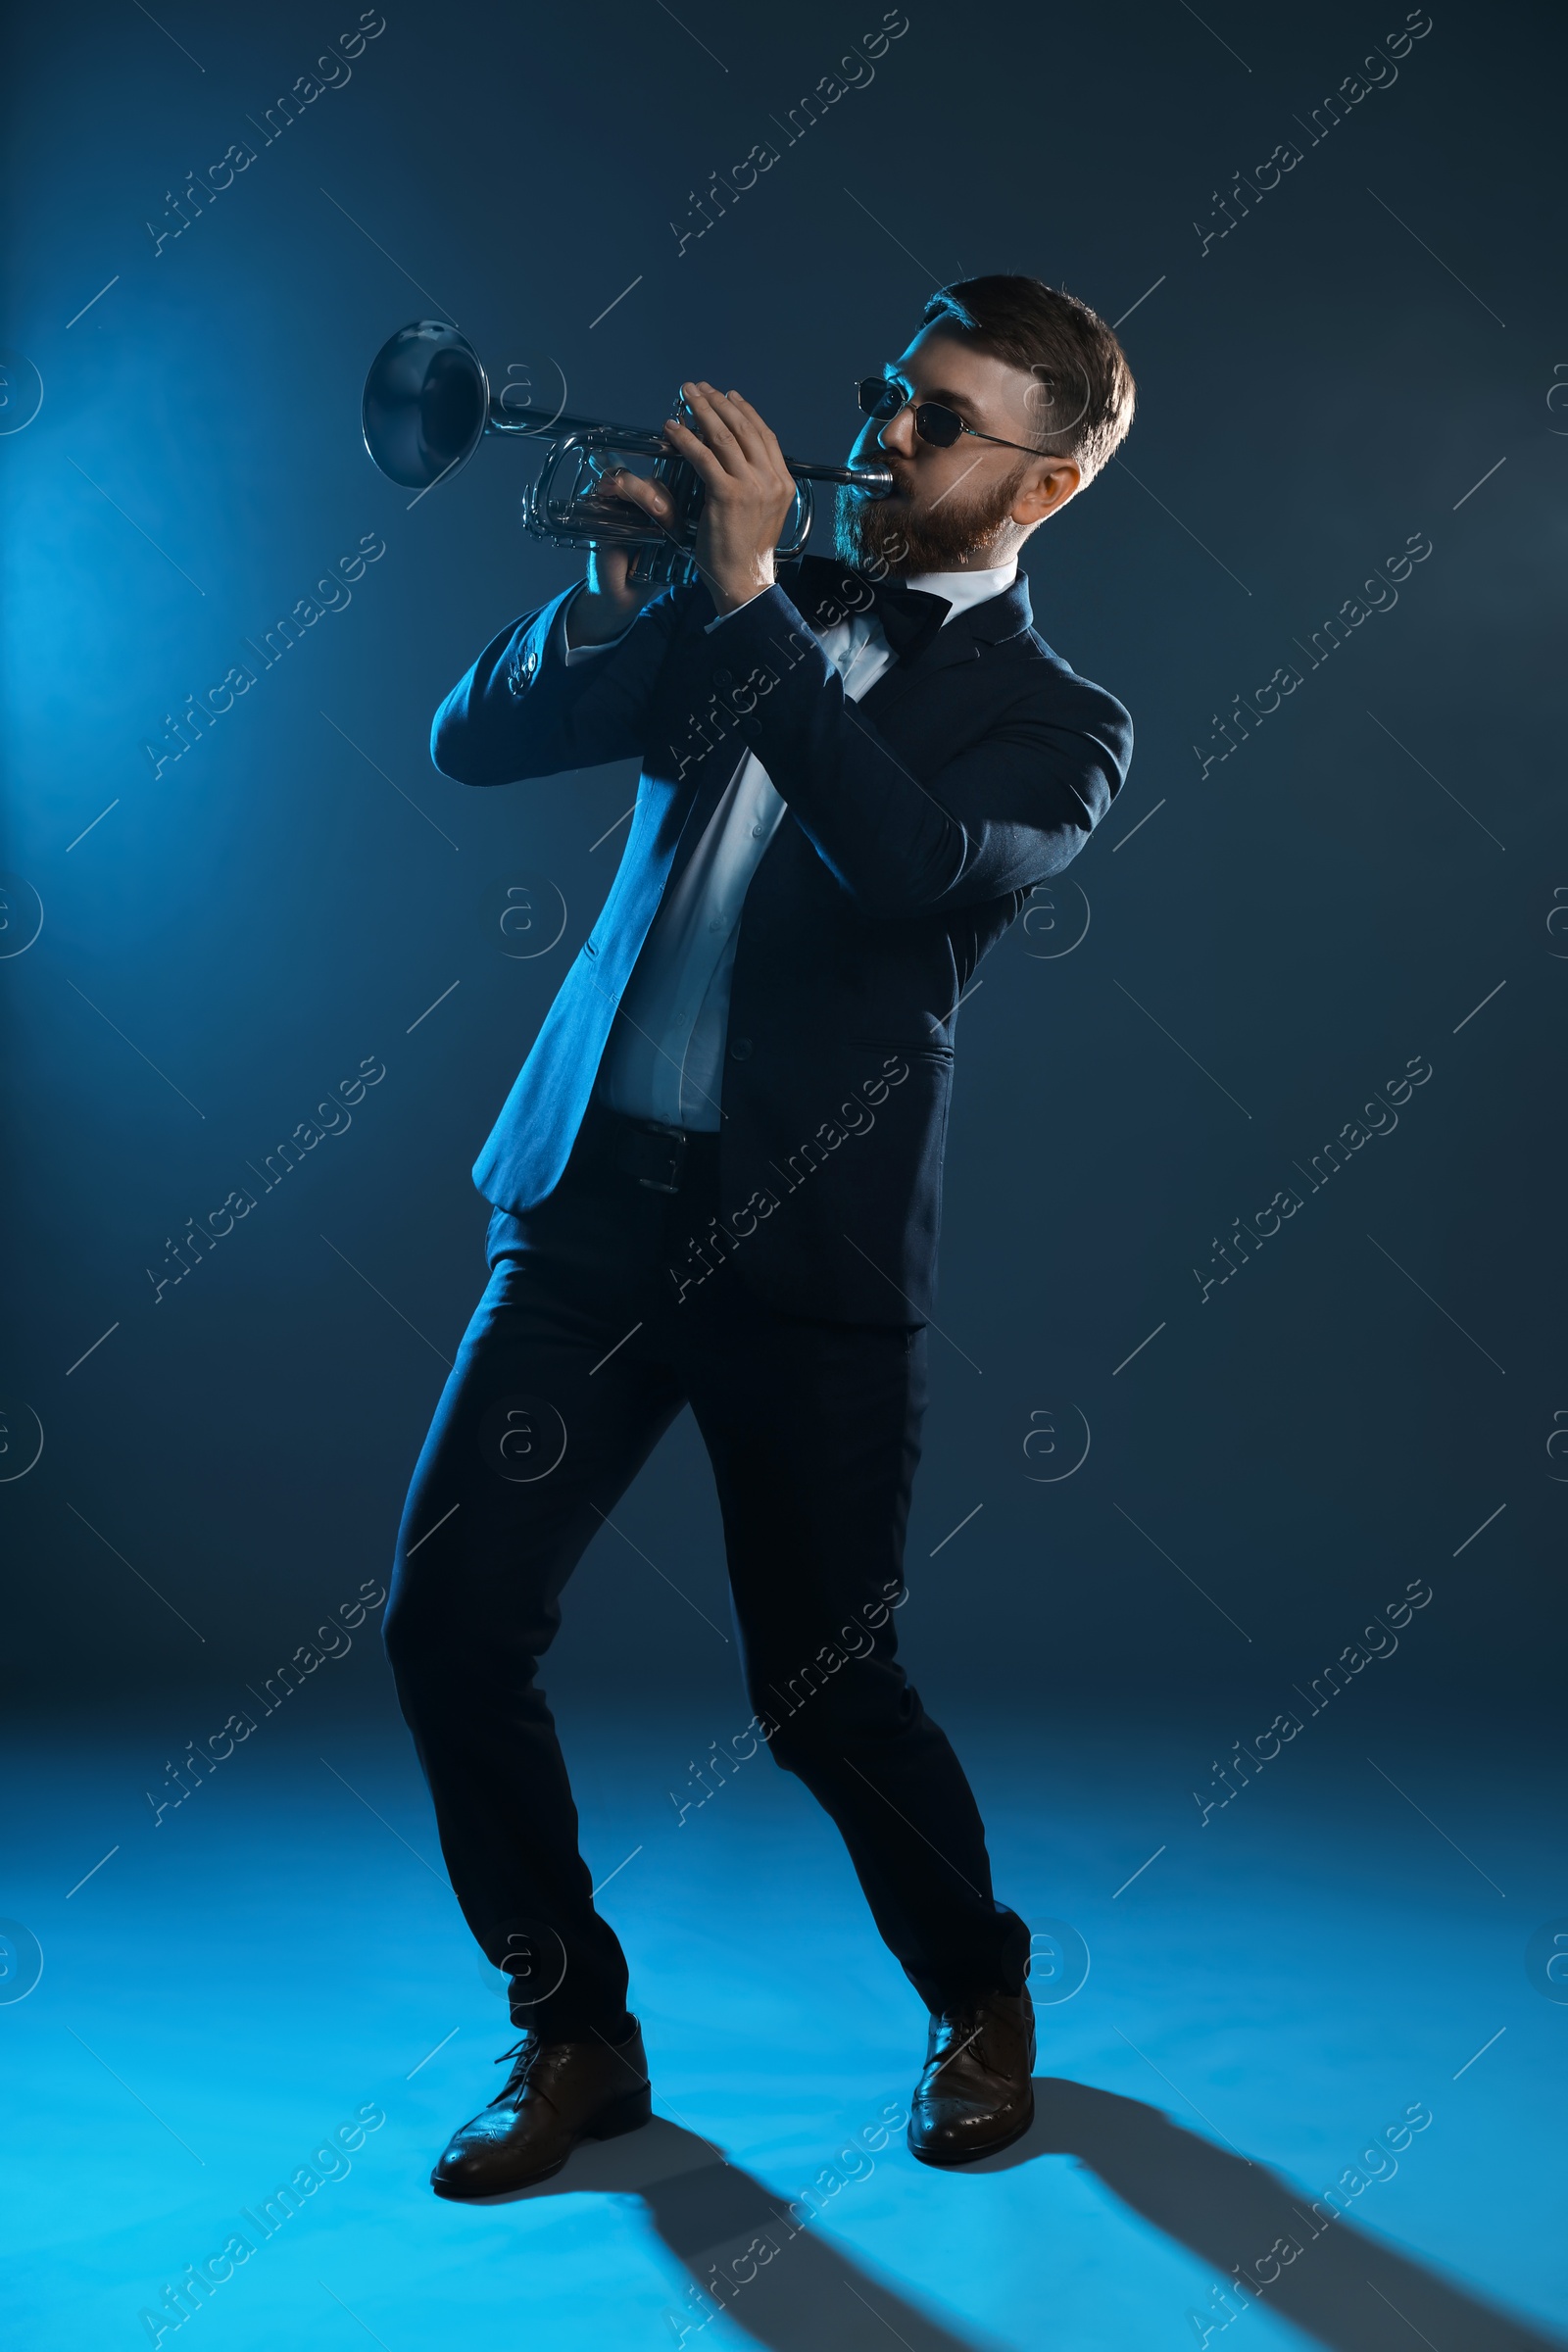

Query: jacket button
[728,1037,752,1062]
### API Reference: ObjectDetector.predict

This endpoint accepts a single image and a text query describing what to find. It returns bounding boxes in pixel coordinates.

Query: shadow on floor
[986,2076,1565,2352]
[502,2114,988,2349]
[491,2078,1565,2351]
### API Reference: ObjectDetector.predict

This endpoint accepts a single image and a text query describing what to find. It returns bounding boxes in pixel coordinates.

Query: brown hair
[920,274,1136,484]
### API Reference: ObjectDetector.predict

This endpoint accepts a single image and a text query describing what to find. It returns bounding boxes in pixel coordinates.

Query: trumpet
[361,319,893,586]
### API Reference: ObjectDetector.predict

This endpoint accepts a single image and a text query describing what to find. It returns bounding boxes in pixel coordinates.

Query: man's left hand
[662,382,798,616]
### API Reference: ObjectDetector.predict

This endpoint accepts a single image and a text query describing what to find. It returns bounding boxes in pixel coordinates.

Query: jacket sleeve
[708,583,1132,919]
[429,582,685,785]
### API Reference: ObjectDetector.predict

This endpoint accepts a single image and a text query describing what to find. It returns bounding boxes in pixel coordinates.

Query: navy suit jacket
[430,554,1132,1325]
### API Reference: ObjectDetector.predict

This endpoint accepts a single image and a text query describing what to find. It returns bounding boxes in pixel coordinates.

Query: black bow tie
[867,577,952,664]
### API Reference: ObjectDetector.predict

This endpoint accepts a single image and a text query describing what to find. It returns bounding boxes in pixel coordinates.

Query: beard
[833,455,1031,577]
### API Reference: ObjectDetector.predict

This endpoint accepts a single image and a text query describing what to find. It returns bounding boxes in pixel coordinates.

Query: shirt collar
[900,559,1020,625]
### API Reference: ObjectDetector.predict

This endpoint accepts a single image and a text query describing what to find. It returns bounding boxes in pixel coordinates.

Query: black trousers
[384,1098,1029,2036]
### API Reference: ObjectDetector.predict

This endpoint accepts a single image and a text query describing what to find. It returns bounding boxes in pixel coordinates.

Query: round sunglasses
[856,375,1049,459]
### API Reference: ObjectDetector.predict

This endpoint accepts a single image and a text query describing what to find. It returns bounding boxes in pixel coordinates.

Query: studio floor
[5,1700,1563,2351]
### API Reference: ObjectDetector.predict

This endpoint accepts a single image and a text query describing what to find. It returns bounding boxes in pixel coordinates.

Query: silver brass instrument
[362,319,893,586]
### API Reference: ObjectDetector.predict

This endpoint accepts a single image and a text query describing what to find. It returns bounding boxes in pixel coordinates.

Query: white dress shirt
[558,557,1018,1131]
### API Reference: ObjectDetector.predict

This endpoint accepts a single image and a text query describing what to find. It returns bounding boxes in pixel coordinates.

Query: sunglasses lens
[913,402,963,448]
[858,377,904,420]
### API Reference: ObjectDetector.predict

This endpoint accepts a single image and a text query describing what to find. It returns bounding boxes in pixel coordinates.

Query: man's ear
[1012,460,1081,527]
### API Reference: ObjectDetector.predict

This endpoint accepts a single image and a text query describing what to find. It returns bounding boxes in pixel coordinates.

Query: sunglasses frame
[856,375,1051,461]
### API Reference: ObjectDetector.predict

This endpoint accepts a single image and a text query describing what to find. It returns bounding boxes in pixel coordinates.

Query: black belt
[603,1111,720,1196]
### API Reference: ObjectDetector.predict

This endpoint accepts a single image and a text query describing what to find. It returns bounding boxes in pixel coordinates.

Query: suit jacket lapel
[776,556,879,635]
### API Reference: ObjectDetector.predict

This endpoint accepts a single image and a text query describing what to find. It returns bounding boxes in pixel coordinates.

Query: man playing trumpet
[384,273,1136,2195]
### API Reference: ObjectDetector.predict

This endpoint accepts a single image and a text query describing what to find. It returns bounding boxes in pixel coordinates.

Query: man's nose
[876,406,918,457]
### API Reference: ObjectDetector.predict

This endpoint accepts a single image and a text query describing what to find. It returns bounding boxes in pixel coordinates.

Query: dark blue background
[3,0,1562,1732]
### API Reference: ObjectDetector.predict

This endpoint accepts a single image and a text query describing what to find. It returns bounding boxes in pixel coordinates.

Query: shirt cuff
[557,585,636,665]
[704,588,772,633]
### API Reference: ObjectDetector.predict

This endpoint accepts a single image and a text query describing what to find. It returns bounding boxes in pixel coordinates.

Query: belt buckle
[636,1123,687,1195]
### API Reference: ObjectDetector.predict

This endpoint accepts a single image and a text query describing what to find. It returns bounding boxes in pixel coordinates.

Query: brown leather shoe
[431,2020,652,2200]
[907,1985,1035,2167]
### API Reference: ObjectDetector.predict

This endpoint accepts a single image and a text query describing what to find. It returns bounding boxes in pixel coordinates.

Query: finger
[599,467,674,521]
[679,382,749,475]
[700,388,788,494]
[661,415,728,492]
[723,390,799,496]
[705,386,783,485]
[718,389,784,469]
[698,384,769,469]
[676,385,743,471]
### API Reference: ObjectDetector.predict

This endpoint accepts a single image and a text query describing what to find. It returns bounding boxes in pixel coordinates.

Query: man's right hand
[564,468,678,647]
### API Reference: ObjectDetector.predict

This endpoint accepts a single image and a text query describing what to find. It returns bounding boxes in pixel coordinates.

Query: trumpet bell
[362,320,491,491]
